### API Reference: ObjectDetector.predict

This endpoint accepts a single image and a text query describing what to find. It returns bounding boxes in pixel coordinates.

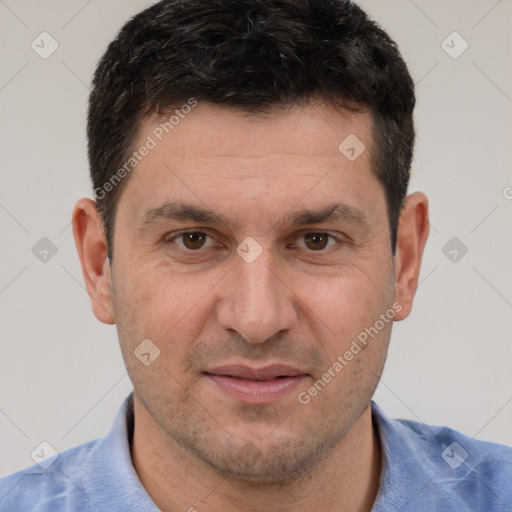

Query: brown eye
[302,233,335,251]
[181,232,208,250]
[167,231,216,251]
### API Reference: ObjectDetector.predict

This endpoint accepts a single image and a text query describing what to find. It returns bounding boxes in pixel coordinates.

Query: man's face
[110,101,397,483]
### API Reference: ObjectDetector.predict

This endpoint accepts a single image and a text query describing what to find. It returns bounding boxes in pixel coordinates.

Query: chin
[185,432,331,487]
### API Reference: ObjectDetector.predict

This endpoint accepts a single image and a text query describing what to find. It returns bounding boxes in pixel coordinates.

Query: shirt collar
[74,391,158,511]
[370,400,438,510]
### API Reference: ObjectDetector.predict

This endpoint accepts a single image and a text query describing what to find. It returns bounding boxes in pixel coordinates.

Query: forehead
[144,101,373,163]
[118,101,382,224]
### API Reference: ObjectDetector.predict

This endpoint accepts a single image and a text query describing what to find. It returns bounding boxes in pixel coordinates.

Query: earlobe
[393,192,430,321]
[72,198,116,324]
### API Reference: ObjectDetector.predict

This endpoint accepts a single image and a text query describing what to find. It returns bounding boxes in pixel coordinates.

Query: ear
[72,198,115,324]
[393,192,430,321]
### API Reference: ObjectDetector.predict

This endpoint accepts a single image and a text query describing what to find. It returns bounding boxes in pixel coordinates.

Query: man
[1,0,511,510]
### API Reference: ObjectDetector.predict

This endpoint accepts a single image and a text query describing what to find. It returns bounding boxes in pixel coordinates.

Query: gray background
[1,0,511,477]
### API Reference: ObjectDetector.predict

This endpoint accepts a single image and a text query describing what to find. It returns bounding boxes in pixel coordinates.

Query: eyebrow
[136,201,369,231]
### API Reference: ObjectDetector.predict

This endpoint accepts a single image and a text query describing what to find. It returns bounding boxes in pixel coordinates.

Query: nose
[215,246,298,344]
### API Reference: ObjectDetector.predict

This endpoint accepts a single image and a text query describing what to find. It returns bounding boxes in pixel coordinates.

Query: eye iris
[304,233,328,250]
[183,232,206,250]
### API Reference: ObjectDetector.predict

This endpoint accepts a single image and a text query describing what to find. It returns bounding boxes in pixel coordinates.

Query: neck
[131,398,382,512]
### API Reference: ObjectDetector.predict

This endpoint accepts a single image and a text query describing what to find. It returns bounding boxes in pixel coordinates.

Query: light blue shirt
[1,392,511,511]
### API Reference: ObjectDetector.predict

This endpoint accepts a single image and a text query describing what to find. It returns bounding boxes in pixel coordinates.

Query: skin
[73,100,429,512]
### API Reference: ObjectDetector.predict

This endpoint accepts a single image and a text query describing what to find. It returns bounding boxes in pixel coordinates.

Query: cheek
[114,262,223,347]
[302,263,393,342]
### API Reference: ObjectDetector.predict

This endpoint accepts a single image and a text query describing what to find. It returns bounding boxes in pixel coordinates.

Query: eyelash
[163,229,346,253]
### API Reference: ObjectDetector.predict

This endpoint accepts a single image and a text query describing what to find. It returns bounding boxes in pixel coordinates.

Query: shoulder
[0,439,102,511]
[0,394,156,512]
[372,402,512,511]
[398,415,512,477]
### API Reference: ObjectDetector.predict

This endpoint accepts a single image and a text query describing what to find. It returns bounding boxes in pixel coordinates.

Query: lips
[203,364,309,404]
[205,364,306,380]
